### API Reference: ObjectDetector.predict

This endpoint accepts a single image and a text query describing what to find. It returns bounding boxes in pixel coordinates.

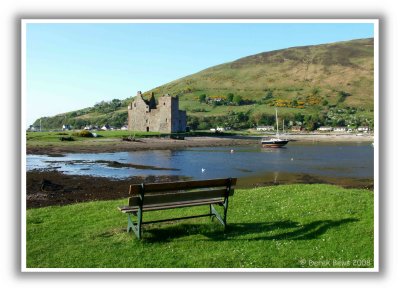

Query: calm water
[27,142,374,185]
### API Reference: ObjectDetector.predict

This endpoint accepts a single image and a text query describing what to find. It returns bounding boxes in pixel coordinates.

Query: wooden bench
[118,178,236,239]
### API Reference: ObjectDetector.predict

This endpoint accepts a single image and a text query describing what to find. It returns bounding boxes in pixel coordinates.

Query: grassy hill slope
[32,38,374,131]
[154,38,373,110]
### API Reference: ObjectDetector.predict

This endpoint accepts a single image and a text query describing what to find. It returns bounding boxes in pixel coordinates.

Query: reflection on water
[27,142,374,187]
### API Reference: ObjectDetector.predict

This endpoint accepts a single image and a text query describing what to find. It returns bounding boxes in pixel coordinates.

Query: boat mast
[275,108,279,137]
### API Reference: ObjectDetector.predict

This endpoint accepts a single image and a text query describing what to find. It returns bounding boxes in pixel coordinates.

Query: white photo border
[21,18,379,272]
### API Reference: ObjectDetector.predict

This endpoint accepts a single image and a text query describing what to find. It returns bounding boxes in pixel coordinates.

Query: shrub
[227,93,234,102]
[199,94,207,103]
[73,130,93,138]
[198,121,211,130]
[190,108,207,113]
[59,136,75,141]
[337,91,351,103]
[233,95,243,105]
[263,90,274,100]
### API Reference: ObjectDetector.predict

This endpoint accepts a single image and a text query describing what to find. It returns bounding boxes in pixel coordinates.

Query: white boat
[261,108,289,148]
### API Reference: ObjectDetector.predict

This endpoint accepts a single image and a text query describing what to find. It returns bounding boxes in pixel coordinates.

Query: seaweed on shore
[95,160,179,171]
[44,159,179,171]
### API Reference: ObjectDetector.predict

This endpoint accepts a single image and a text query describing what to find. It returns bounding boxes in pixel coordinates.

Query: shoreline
[26,169,373,209]
[26,134,374,155]
[26,170,187,209]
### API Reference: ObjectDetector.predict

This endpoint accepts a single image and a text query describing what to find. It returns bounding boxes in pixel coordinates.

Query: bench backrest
[128,178,237,207]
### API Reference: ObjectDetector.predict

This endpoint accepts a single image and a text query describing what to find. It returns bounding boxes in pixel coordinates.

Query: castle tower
[127,91,186,133]
[127,91,151,132]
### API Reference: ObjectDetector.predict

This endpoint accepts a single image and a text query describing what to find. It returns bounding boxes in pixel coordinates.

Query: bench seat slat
[119,197,224,213]
[129,178,237,194]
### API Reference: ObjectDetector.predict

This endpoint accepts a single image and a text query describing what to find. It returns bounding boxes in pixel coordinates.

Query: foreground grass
[26,184,374,269]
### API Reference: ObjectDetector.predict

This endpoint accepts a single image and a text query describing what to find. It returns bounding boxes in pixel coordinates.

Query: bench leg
[127,213,135,233]
[223,197,229,226]
[210,198,229,229]
[127,209,143,240]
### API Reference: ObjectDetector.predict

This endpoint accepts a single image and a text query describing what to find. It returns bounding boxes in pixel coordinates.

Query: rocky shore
[26,170,186,208]
[26,169,373,209]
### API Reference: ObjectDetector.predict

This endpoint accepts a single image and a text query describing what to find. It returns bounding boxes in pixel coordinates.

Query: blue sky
[25,21,374,127]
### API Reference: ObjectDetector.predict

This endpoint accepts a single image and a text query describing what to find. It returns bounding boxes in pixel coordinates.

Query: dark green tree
[337,91,351,103]
[233,95,243,105]
[199,94,207,103]
[263,90,274,100]
[294,113,305,124]
[187,116,200,130]
[227,93,234,103]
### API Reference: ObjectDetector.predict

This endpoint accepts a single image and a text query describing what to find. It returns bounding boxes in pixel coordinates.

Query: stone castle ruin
[128,91,187,133]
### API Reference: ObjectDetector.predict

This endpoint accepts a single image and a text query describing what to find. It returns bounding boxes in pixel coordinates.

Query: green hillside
[32,38,374,131]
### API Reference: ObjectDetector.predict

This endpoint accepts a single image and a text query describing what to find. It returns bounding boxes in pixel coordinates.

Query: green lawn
[25,130,255,149]
[25,130,163,148]
[26,130,161,141]
[26,184,374,269]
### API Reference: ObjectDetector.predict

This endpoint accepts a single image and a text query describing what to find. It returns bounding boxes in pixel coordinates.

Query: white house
[291,126,303,132]
[317,126,333,131]
[357,126,369,132]
[62,124,71,131]
[333,127,347,132]
[84,125,98,130]
[256,125,275,131]
[216,127,225,132]
[28,125,39,132]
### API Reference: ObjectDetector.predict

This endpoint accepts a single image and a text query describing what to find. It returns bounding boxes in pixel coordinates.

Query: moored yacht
[261,108,289,148]
[261,136,289,147]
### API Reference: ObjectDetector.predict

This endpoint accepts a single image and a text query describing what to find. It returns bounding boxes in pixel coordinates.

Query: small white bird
[201,168,206,173]
[291,158,294,161]
[230,149,234,153]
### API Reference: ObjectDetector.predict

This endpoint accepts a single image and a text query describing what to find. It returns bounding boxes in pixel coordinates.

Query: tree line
[187,109,373,131]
